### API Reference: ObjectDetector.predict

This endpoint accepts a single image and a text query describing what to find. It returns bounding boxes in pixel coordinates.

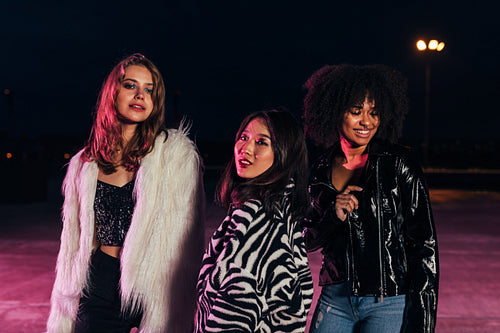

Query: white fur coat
[47,128,205,333]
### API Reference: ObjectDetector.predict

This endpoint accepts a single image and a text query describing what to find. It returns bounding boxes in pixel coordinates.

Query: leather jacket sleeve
[303,181,345,252]
[398,152,439,333]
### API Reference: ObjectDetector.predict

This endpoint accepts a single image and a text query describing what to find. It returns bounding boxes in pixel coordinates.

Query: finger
[350,195,359,210]
[335,207,347,221]
[342,185,363,194]
[346,198,357,212]
[335,198,355,214]
[337,193,359,209]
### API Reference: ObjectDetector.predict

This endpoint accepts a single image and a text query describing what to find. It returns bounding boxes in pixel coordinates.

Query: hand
[334,185,363,221]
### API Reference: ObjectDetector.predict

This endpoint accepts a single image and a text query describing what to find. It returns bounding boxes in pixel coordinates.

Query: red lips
[237,155,254,168]
[130,103,145,110]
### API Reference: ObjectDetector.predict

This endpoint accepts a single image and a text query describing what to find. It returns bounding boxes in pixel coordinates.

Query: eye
[238,134,248,142]
[349,107,362,115]
[256,138,269,146]
[145,88,153,94]
[123,82,136,89]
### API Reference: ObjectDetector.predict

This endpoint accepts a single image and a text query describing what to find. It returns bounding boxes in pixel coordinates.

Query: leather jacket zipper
[347,214,355,291]
[375,157,385,302]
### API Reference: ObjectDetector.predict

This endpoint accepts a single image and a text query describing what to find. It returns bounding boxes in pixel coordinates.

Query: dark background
[1,1,499,202]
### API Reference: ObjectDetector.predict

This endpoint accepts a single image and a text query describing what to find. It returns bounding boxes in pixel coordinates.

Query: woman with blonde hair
[47,53,204,332]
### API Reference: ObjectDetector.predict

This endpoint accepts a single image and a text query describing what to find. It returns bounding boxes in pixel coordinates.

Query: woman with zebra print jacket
[195,109,314,332]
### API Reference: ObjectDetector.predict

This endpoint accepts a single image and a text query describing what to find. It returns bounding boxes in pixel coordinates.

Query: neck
[121,123,137,144]
[340,134,368,160]
[339,133,368,170]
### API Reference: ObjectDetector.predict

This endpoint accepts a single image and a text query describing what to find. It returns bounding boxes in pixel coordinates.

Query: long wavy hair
[216,109,310,220]
[82,53,166,173]
[303,64,408,148]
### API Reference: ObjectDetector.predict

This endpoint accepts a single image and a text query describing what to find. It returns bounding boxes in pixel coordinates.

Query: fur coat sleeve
[120,128,205,332]
[47,127,205,333]
[46,149,99,333]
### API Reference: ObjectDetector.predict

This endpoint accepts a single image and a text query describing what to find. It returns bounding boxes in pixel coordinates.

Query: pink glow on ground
[1,191,500,332]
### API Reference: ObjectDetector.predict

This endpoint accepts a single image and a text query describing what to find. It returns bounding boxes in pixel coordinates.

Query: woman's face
[234,118,275,179]
[115,65,154,125]
[340,96,380,148]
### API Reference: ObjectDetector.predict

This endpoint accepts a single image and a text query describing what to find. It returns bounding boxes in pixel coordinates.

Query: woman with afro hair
[302,64,438,333]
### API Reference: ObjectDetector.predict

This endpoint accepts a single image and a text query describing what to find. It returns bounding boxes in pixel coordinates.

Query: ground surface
[1,189,499,332]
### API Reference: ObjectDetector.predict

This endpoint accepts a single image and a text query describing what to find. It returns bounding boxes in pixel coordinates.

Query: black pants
[75,247,142,333]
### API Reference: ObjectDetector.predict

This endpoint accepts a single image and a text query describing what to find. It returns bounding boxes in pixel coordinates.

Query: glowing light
[416,40,427,51]
[3,89,11,95]
[416,39,445,53]
[6,153,12,159]
[64,153,71,159]
[428,40,439,50]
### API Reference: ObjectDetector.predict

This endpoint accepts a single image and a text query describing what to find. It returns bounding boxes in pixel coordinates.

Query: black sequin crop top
[94,179,135,246]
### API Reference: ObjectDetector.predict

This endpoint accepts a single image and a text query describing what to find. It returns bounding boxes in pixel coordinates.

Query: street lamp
[416,39,445,167]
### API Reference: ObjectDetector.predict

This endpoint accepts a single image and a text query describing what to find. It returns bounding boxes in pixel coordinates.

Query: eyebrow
[122,78,154,86]
[242,130,272,140]
[351,104,377,109]
[257,133,272,140]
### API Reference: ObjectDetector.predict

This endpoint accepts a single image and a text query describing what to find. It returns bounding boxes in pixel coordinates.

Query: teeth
[355,130,369,134]
[240,160,251,165]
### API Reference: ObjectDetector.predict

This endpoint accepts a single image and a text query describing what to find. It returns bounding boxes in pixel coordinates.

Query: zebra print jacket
[195,183,313,332]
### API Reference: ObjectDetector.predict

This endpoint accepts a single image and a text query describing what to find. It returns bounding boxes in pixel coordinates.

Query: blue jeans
[309,283,405,333]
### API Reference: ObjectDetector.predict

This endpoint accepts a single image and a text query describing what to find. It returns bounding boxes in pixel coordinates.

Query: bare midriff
[100,245,122,258]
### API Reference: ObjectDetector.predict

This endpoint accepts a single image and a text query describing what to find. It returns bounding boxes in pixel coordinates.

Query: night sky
[1,0,499,143]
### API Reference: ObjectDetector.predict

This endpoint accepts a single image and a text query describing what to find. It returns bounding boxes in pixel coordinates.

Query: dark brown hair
[217,109,309,219]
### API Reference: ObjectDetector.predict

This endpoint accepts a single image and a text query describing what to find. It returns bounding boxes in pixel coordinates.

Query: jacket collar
[311,139,400,185]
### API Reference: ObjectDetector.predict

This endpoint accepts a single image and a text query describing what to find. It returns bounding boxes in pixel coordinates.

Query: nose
[240,140,254,155]
[359,113,371,128]
[134,88,144,100]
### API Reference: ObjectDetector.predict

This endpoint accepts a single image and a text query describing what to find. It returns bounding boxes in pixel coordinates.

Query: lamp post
[416,39,445,167]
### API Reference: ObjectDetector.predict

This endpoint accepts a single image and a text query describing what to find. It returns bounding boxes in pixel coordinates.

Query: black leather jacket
[303,140,439,333]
